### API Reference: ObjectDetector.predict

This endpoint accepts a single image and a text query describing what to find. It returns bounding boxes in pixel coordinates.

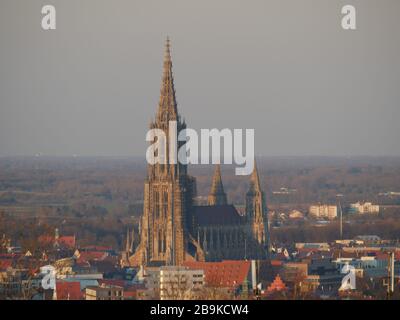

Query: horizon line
[2,154,400,159]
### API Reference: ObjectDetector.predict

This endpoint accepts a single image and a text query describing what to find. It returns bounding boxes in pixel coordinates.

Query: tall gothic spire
[148,37,187,180]
[157,37,178,122]
[208,164,228,206]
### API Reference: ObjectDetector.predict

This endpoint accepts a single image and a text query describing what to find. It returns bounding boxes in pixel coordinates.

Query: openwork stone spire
[208,164,228,206]
[157,37,178,122]
[131,38,192,266]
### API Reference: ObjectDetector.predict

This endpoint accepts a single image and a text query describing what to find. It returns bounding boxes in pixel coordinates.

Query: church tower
[208,164,228,206]
[246,160,270,254]
[129,39,269,266]
[131,38,195,266]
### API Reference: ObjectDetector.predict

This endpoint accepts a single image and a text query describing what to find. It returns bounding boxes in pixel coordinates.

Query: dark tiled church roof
[192,205,243,226]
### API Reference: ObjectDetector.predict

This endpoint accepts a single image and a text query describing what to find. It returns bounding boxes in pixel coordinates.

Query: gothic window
[163,233,166,253]
[154,191,160,218]
[163,190,168,218]
[158,230,163,254]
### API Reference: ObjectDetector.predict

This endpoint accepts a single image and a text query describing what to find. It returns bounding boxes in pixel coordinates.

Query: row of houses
[269,201,380,223]
[309,202,380,220]
[2,227,399,300]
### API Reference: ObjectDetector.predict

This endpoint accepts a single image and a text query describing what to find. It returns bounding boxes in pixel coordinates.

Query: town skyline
[1,0,400,305]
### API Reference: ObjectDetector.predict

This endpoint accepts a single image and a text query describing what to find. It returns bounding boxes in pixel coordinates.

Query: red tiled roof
[56,281,83,300]
[77,251,108,263]
[38,235,76,249]
[266,274,287,293]
[183,260,250,289]
[192,205,243,226]
[0,259,12,270]
[58,236,76,248]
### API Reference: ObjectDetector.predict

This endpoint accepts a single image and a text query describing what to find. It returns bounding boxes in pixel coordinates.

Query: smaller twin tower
[127,38,270,267]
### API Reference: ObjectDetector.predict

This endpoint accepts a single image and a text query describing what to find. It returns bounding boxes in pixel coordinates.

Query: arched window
[163,190,168,218]
[154,191,160,218]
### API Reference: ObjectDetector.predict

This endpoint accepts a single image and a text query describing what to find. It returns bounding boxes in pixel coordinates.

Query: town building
[333,254,400,278]
[266,274,288,294]
[85,283,124,300]
[141,265,204,300]
[349,202,380,214]
[309,204,338,220]
[288,210,304,219]
[300,258,343,294]
[159,266,204,300]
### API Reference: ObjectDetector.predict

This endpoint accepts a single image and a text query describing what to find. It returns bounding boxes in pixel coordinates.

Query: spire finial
[157,37,177,119]
[164,36,171,63]
[211,164,223,193]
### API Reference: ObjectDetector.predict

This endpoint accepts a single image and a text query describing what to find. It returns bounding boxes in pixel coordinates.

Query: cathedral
[127,39,270,267]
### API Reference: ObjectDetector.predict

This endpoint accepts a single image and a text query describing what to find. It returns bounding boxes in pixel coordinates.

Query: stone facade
[128,39,269,267]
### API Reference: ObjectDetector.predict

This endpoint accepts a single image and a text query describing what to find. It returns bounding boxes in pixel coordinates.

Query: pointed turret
[247,160,262,195]
[208,164,228,205]
[246,159,271,257]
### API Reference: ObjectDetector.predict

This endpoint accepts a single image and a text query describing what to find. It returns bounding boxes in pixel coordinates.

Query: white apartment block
[309,204,338,220]
[349,202,379,214]
[144,266,204,300]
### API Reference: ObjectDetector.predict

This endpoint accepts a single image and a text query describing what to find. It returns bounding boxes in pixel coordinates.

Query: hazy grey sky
[0,0,399,157]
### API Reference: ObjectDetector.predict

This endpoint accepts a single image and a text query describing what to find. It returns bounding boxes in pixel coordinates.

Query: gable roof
[76,251,108,264]
[38,235,76,249]
[266,274,288,293]
[57,236,76,248]
[183,260,250,288]
[192,205,243,226]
